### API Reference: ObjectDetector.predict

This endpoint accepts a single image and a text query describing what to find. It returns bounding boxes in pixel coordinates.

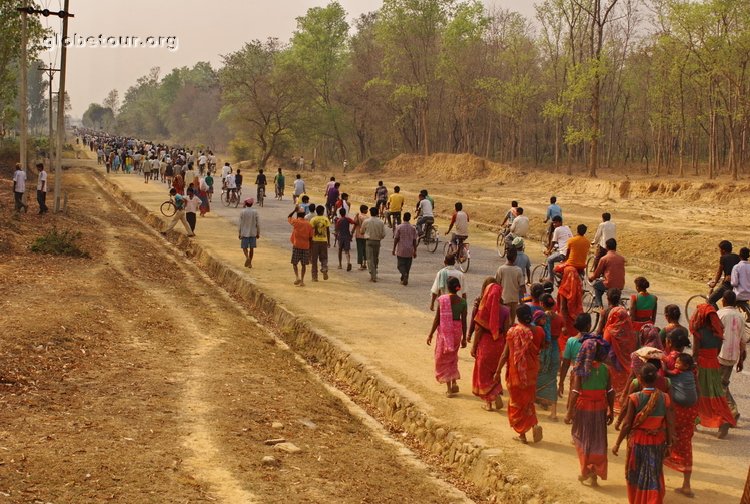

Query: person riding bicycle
[543,196,562,247]
[445,202,469,247]
[235,169,244,196]
[709,240,741,308]
[255,169,267,201]
[500,200,519,228]
[545,215,571,282]
[374,181,388,216]
[504,206,529,250]
[591,212,616,270]
[415,192,434,237]
[326,182,341,219]
[224,168,237,200]
[731,247,750,307]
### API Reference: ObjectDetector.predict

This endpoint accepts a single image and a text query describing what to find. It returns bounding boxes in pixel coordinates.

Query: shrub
[30,228,89,258]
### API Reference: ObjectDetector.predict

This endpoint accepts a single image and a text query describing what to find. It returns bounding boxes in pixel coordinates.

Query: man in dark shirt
[709,240,741,307]
[255,169,267,200]
[235,169,244,193]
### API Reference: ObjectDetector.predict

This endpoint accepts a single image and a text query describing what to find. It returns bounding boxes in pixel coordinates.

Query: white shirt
[13,170,26,193]
[552,225,573,255]
[225,174,236,189]
[222,165,231,178]
[453,211,469,236]
[418,198,433,218]
[510,215,529,237]
[36,170,47,192]
[184,195,201,213]
[717,306,749,365]
[732,261,750,301]
[430,266,466,297]
[593,221,616,248]
[294,179,305,195]
[198,155,207,165]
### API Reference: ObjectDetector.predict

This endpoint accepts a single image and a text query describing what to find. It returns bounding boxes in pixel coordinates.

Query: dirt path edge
[95,170,552,504]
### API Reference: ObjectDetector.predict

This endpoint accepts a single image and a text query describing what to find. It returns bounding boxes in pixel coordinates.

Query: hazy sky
[41,0,538,117]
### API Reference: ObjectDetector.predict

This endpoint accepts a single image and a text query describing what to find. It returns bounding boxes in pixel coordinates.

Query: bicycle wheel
[442,241,452,257]
[258,187,265,207]
[221,191,230,207]
[233,190,241,208]
[685,294,708,323]
[160,200,176,217]
[538,228,547,245]
[583,290,601,329]
[531,264,547,284]
[496,232,507,258]
[427,229,439,253]
[457,246,470,273]
[585,254,596,280]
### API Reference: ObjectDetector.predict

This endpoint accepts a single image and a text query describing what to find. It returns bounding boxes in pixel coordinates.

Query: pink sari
[435,294,462,383]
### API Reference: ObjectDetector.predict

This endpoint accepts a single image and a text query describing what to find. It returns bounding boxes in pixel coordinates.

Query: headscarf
[575,333,610,379]
[689,303,724,340]
[638,323,663,350]
[474,283,503,340]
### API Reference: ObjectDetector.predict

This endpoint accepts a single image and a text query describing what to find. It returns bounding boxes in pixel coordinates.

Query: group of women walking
[428,273,739,503]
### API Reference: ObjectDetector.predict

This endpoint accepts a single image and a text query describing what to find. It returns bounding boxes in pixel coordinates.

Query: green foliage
[228,137,253,161]
[30,228,90,258]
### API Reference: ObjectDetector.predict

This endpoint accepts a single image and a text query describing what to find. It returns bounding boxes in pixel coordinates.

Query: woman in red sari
[495,304,545,444]
[557,264,583,353]
[690,303,736,437]
[601,288,637,413]
[427,277,467,396]
[613,363,675,504]
[470,278,510,411]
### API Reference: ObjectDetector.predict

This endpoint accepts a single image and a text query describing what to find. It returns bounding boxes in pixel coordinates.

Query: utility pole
[18,2,75,213]
[39,64,60,168]
[53,0,73,213]
[19,1,28,177]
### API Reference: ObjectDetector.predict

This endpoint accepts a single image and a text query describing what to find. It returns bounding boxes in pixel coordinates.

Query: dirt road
[0,169,471,503]
[92,160,748,503]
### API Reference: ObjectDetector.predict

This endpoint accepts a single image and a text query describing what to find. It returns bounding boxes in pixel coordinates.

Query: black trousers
[186,212,197,232]
[397,256,413,281]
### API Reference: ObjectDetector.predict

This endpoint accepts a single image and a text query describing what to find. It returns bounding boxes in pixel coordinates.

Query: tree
[220,39,297,166]
[82,102,114,129]
[103,89,119,114]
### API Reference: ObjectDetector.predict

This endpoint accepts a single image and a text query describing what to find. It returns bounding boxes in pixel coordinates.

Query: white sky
[40,0,538,117]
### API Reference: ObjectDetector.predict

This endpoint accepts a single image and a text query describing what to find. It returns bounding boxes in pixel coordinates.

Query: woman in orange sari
[690,303,737,438]
[557,264,583,353]
[601,288,637,413]
[470,278,510,411]
[495,304,545,444]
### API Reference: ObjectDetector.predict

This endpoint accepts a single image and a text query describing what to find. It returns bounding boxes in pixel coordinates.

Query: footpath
[94,161,745,503]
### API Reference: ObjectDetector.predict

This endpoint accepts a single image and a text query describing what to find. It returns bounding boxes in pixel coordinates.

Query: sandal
[481,402,493,412]
[451,383,459,394]
[513,435,528,445]
[494,396,504,410]
[675,488,695,498]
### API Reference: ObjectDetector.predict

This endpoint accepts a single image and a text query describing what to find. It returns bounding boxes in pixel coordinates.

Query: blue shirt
[174,194,186,210]
[546,204,562,220]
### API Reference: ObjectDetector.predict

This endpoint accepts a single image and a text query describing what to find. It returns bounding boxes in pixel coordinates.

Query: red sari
[557,264,583,351]
[626,389,669,504]
[604,306,636,413]
[505,323,544,434]
[472,284,509,401]
[663,351,698,475]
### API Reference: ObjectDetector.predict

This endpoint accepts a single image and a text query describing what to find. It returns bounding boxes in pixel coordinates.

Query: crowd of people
[70,128,750,503]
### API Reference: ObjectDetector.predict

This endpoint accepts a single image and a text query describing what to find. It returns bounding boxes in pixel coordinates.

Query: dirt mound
[354,157,382,173]
[380,153,518,182]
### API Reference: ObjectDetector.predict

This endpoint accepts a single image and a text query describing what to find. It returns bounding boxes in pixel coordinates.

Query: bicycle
[417,222,439,253]
[160,199,176,217]
[686,283,750,329]
[221,187,241,208]
[275,184,284,200]
[257,186,265,207]
[496,226,511,258]
[443,238,471,273]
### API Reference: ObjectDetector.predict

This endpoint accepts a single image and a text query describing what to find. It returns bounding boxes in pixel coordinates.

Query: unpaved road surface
[0,168,471,503]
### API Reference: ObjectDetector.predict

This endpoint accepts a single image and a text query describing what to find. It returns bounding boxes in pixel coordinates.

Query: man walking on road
[293,174,305,204]
[289,206,313,286]
[13,163,28,213]
[161,188,195,237]
[36,162,48,214]
[310,206,331,281]
[362,206,386,282]
[496,247,525,324]
[393,212,417,285]
[239,198,260,268]
[717,290,748,421]
[430,255,466,310]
